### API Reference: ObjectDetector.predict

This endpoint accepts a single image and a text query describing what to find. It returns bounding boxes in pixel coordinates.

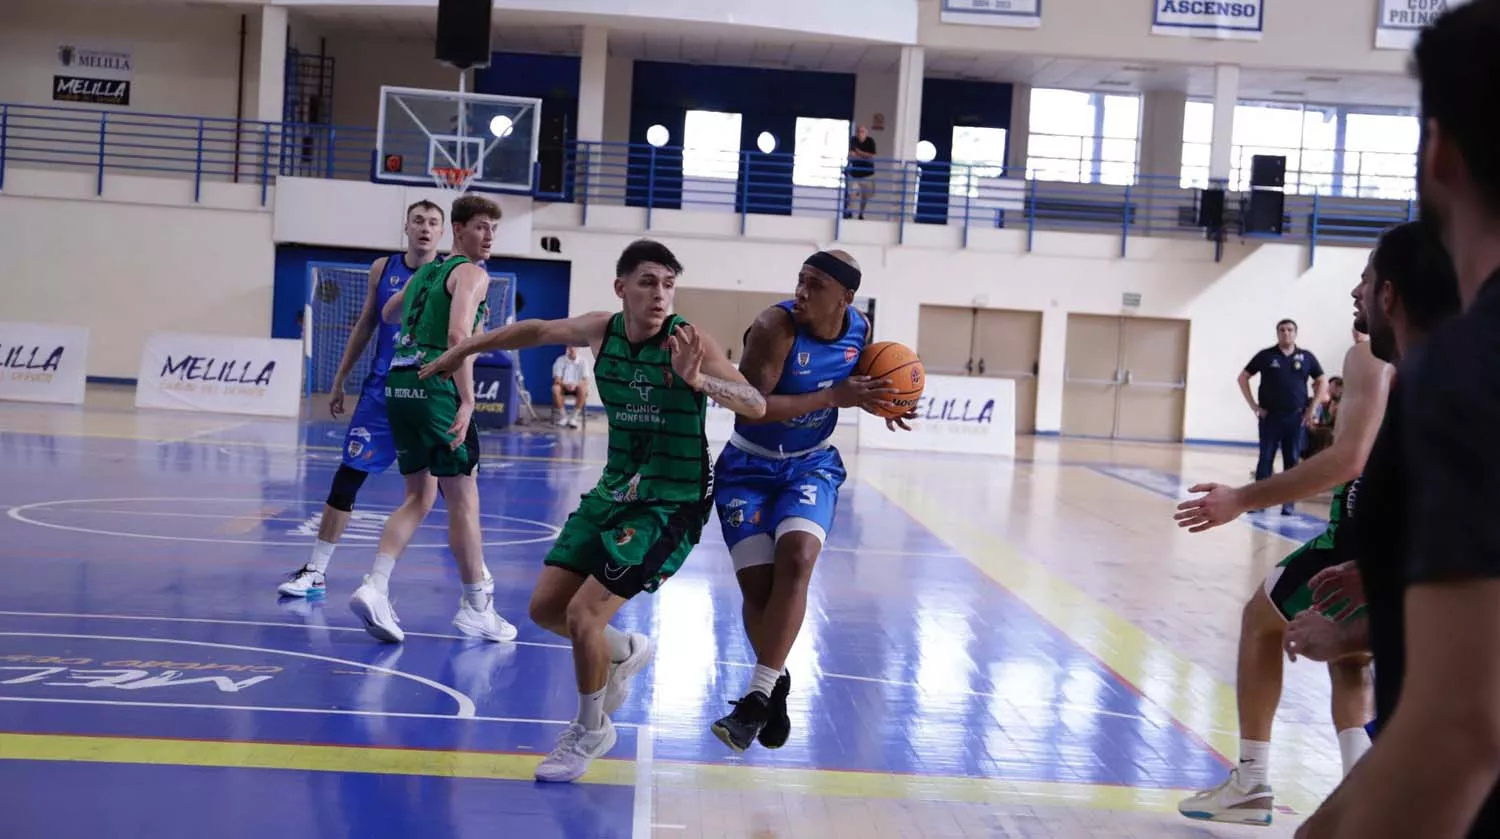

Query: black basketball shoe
[711,690,770,752]
[756,671,792,749]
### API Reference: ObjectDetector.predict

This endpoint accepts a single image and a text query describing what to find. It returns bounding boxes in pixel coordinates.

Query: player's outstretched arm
[1175,343,1392,533]
[418,312,613,380]
[667,325,766,420]
[735,307,895,425]
[381,286,406,324]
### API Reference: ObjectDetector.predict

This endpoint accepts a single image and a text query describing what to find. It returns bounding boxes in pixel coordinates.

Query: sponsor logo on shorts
[723,497,747,528]
[347,426,372,459]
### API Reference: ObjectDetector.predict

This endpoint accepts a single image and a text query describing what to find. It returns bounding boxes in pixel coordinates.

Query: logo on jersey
[630,370,654,401]
[346,426,372,459]
[614,527,636,546]
[797,352,811,367]
[844,347,859,363]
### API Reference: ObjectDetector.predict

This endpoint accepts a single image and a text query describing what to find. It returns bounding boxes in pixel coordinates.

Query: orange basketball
[856,341,924,419]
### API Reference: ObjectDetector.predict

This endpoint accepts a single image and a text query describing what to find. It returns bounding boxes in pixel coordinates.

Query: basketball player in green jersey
[420,238,767,782]
[345,194,517,646]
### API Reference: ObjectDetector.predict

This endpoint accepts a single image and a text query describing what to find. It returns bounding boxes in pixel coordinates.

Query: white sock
[1337,727,1371,776]
[603,625,632,663]
[577,687,606,731]
[462,580,488,610]
[309,539,336,573]
[369,554,396,595]
[749,664,780,698]
[1238,739,1271,787]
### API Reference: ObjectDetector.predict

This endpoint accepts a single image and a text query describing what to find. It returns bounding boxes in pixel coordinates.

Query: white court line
[0,611,1156,723]
[0,631,476,717]
[632,723,655,839]
[5,497,561,548]
[0,695,635,728]
[0,610,575,652]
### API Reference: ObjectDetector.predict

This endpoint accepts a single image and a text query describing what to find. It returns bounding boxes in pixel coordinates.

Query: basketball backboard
[375,86,543,193]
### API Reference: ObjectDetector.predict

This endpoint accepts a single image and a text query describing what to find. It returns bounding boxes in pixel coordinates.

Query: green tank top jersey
[389,256,488,370]
[590,313,711,506]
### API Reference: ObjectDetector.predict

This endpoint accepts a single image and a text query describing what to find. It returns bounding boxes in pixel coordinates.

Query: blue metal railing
[0,101,1418,266]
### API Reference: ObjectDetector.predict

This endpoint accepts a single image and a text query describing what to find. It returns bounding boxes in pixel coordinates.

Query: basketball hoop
[431,166,475,191]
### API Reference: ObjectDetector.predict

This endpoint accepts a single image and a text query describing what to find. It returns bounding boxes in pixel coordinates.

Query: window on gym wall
[1026,88,1141,185]
[793,117,852,188]
[949,126,1009,198]
[1343,113,1420,200]
[682,110,744,181]
[1180,101,1417,198]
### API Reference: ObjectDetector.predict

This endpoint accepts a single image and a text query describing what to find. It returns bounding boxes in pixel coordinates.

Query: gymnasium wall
[0,184,274,381]
[532,204,1369,444]
[0,0,260,119]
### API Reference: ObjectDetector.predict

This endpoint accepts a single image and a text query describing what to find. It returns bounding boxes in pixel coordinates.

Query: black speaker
[435,0,492,70]
[1250,154,1287,189]
[1198,188,1226,229]
[1245,190,1285,235]
[536,108,567,195]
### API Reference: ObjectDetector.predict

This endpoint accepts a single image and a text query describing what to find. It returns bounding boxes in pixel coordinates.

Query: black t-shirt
[1245,345,1324,415]
[1354,269,1500,836]
[848,137,875,178]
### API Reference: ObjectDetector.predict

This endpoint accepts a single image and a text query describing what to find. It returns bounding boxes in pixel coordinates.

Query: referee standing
[1239,318,1327,514]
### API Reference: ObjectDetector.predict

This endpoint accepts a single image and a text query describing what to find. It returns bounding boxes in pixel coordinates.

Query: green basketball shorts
[384,368,480,477]
[544,493,712,599]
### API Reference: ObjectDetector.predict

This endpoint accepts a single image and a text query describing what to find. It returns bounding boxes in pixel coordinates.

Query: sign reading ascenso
[1153,0,1264,39]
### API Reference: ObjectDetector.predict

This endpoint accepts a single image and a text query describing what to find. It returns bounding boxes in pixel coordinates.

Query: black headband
[803,251,861,291]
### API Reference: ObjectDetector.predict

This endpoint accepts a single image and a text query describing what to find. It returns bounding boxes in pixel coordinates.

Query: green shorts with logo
[544,492,712,599]
[384,367,480,477]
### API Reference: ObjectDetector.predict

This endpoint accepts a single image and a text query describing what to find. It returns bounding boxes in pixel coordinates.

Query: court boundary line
[0,730,1232,814]
[0,631,476,717]
[1085,464,1327,545]
[0,610,1160,724]
[632,723,654,839]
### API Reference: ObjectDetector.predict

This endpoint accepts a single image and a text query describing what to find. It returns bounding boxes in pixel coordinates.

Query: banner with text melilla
[0,322,90,405]
[1153,0,1264,40]
[135,332,303,418]
[856,374,1017,457]
[1376,0,1468,49]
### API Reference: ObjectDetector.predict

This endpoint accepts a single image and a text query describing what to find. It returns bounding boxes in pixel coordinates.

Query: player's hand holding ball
[855,341,923,431]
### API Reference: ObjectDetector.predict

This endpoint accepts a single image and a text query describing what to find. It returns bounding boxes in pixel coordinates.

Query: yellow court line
[858,469,1241,763]
[0,732,1202,815]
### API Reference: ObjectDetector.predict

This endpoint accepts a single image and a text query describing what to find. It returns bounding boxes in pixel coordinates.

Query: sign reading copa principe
[135,332,302,418]
[0,322,90,405]
[1376,0,1469,49]
[857,374,1017,457]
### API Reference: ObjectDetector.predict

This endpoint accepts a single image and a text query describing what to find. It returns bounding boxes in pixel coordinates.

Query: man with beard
[1293,3,1500,837]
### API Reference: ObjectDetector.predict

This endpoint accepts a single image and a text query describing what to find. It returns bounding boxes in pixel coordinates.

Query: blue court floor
[0,390,1337,837]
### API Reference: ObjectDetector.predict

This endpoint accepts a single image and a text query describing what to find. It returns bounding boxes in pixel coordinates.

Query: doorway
[916,305,1041,433]
[1061,314,1189,441]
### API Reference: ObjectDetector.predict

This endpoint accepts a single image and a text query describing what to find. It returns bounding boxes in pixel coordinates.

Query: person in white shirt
[552,346,589,427]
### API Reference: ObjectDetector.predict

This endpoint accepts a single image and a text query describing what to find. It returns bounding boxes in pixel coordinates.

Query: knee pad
[325,465,369,512]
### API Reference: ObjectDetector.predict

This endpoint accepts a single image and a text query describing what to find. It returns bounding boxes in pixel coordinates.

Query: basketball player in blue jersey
[710,249,914,752]
[278,200,453,598]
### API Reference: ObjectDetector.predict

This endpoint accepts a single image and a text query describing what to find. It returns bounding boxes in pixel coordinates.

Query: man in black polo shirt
[1294,3,1500,837]
[1241,321,1327,514]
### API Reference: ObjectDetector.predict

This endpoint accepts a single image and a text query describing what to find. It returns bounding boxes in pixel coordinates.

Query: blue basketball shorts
[712,442,846,572]
[340,374,398,473]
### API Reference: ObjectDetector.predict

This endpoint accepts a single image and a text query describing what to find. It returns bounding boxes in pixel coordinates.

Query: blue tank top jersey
[733,301,870,456]
[371,253,419,379]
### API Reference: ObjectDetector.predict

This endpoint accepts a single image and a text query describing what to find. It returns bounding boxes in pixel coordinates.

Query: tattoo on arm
[698,375,767,415]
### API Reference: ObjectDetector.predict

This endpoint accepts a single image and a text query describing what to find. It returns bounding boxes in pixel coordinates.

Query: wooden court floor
[0,386,1341,837]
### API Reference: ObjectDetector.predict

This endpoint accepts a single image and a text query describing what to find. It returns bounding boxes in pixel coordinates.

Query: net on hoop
[432,166,476,191]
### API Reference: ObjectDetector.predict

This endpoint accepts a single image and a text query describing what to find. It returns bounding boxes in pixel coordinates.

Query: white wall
[919,0,1408,75]
[530,204,1368,444]
[0,174,274,380]
[0,0,255,119]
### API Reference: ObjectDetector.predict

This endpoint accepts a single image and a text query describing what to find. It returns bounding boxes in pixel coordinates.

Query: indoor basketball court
[0,0,1457,833]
